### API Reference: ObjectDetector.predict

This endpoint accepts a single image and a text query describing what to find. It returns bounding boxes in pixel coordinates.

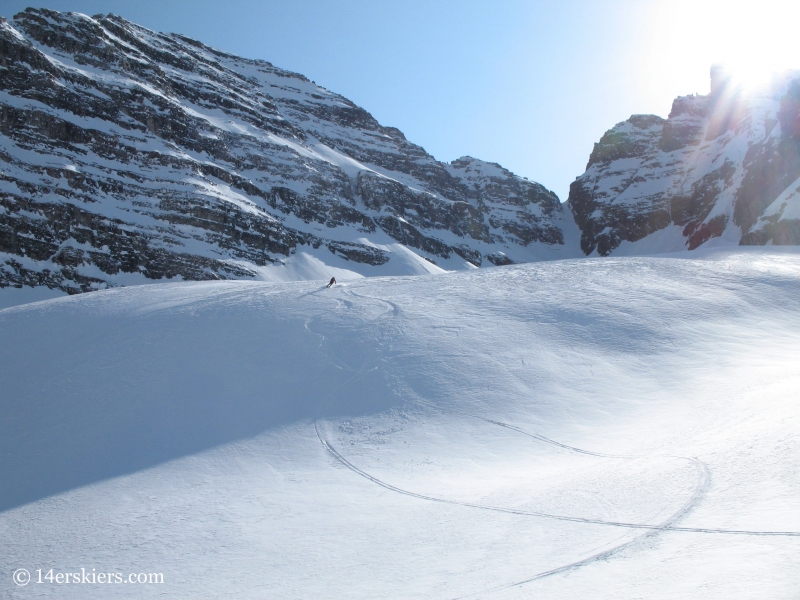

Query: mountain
[0,8,578,302]
[568,66,800,256]
[2,249,799,598]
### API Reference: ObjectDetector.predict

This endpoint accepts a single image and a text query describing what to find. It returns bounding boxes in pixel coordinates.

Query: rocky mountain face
[0,8,577,297]
[569,66,800,255]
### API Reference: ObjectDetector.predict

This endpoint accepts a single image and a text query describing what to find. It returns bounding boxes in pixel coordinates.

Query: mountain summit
[0,8,577,298]
[568,66,800,255]
[2,9,798,303]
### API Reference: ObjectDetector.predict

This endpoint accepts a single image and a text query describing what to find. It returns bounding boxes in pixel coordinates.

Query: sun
[644,0,800,95]
[716,62,783,94]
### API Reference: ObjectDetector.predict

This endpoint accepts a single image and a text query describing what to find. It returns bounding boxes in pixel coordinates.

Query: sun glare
[643,0,800,97]
[718,62,786,94]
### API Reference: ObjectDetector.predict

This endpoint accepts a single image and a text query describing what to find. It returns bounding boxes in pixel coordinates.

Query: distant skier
[327,277,336,288]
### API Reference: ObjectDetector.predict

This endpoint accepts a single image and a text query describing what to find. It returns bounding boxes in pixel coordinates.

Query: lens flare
[643,0,800,96]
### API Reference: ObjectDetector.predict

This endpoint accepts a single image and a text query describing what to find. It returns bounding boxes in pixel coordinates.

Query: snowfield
[1,249,799,599]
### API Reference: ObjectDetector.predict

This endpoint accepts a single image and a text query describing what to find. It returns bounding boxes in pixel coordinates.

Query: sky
[2,0,800,201]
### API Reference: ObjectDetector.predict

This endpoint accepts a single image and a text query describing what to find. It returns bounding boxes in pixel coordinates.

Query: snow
[0,285,66,310]
[758,175,800,222]
[572,74,800,254]
[612,225,688,255]
[0,11,590,308]
[227,252,364,283]
[0,20,27,42]
[309,138,375,179]
[1,249,798,599]
[184,178,273,218]
[232,241,448,282]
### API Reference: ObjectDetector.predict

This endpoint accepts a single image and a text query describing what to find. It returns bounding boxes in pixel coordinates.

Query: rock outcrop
[0,8,575,296]
[569,67,800,255]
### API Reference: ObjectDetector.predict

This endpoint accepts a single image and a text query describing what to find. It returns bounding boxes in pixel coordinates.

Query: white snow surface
[756,174,800,224]
[1,250,799,598]
[224,241,446,283]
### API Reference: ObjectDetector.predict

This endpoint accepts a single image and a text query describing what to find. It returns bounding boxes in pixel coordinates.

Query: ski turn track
[317,286,800,536]
[314,418,705,597]
[314,413,800,597]
[312,282,800,596]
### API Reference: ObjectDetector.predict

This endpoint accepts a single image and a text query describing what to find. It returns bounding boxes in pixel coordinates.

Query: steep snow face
[569,70,800,255]
[1,250,799,599]
[0,8,577,304]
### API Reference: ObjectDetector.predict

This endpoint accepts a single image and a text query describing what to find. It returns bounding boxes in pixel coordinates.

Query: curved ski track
[315,421,799,538]
[311,286,800,596]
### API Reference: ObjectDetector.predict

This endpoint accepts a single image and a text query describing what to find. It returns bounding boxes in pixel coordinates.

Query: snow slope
[1,250,799,598]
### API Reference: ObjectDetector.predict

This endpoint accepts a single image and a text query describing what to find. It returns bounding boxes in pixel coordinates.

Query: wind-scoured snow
[1,250,798,598]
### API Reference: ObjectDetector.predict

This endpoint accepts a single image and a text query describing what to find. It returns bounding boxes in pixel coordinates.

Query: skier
[327,277,336,288]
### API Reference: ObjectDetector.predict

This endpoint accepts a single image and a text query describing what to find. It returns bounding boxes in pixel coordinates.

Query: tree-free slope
[0,250,798,598]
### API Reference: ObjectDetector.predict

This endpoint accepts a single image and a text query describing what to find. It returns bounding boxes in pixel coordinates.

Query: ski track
[313,289,800,536]
[313,420,705,598]
[315,420,800,538]
[451,437,711,600]
[306,284,800,597]
[342,287,402,316]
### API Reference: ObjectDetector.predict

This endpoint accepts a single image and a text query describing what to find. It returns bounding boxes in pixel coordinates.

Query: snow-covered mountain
[569,66,800,255]
[4,7,800,306]
[0,7,578,301]
[1,248,798,598]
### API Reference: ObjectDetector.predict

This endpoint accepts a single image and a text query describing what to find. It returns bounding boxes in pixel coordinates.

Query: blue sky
[3,0,799,201]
